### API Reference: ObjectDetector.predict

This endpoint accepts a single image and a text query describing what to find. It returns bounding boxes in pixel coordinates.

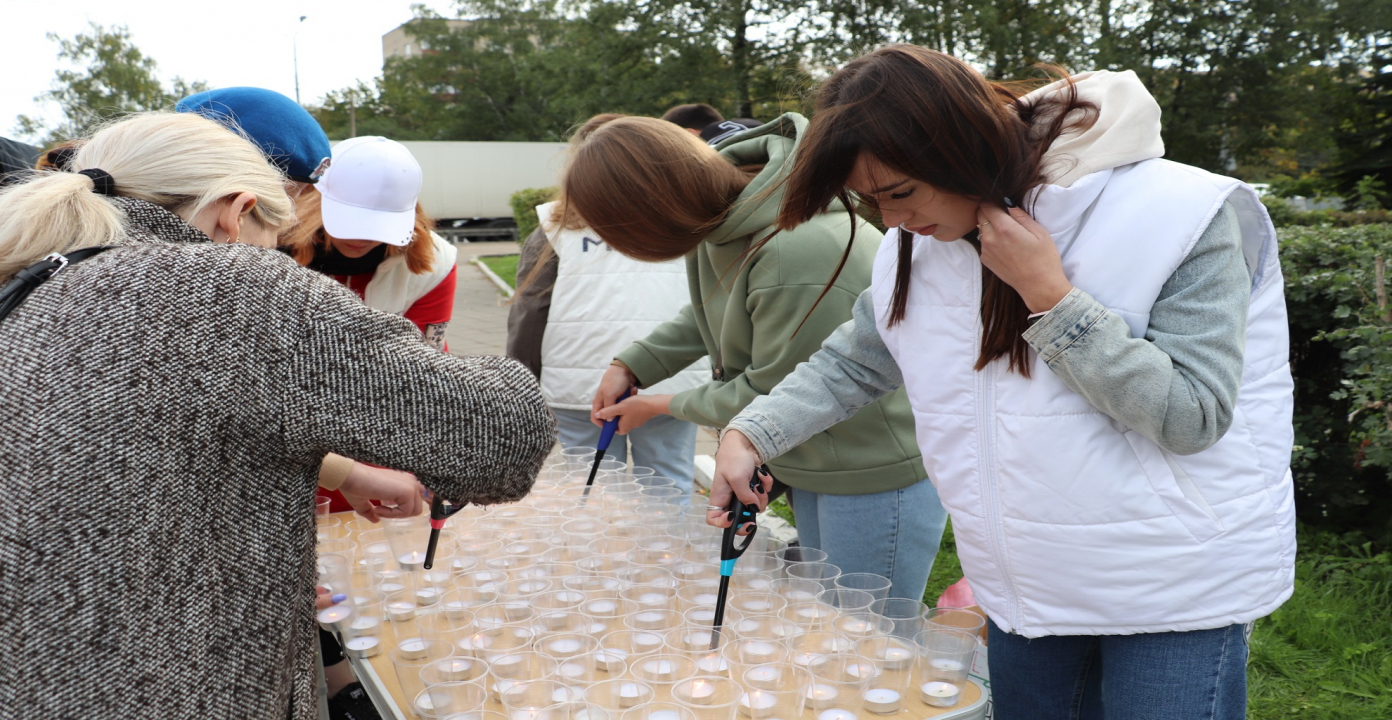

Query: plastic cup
[816,587,877,614]
[487,651,560,703]
[585,678,655,712]
[785,631,854,668]
[785,562,841,592]
[740,664,811,718]
[924,606,987,637]
[833,572,892,606]
[501,679,578,718]
[914,628,977,708]
[597,629,667,673]
[875,597,928,640]
[421,681,487,719]
[671,676,740,719]
[805,654,874,718]
[390,640,454,716]
[720,637,788,683]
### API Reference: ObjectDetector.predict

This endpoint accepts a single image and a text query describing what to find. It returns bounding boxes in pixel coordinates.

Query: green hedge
[1280,223,1392,542]
[510,187,559,243]
[1263,197,1392,228]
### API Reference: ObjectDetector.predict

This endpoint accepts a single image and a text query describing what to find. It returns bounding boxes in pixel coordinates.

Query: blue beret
[176,87,332,183]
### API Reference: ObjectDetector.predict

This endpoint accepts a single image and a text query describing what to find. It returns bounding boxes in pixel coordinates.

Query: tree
[15,24,207,145]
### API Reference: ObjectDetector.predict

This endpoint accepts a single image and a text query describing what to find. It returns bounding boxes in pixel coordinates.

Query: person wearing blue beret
[177,87,332,197]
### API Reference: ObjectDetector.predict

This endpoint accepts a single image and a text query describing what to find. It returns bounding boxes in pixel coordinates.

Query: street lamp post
[293,15,307,105]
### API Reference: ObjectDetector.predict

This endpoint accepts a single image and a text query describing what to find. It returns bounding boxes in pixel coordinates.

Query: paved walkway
[445,242,719,459]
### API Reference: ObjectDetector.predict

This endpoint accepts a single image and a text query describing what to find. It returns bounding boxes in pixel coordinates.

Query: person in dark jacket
[0,111,554,718]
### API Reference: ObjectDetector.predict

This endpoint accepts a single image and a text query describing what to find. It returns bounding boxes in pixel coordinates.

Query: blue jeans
[987,618,1250,720]
[552,407,697,496]
[789,478,947,601]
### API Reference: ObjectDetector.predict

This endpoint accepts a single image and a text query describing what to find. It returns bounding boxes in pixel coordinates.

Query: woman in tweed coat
[0,113,555,717]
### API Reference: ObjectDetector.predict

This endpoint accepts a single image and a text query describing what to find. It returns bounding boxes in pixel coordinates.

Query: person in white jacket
[508,201,708,490]
[710,45,1293,719]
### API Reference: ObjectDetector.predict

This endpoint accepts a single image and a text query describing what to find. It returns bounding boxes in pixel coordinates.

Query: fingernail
[1003,196,1017,208]
[331,593,347,604]
[726,511,735,521]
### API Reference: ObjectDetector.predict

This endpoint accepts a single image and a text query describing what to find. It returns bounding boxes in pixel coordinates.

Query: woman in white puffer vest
[710,46,1294,719]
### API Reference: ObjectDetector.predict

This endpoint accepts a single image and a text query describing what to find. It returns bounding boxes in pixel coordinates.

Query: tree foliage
[15,23,207,145]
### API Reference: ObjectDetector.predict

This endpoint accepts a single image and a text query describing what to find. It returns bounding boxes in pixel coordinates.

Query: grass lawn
[478,253,519,289]
[768,495,1390,718]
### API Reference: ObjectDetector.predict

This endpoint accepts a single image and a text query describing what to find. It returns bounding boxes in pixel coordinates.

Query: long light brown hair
[780,45,1097,376]
[554,115,752,263]
[282,188,437,274]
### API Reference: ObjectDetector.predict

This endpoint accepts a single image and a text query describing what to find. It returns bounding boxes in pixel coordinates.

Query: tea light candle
[787,590,816,601]
[931,658,965,673]
[695,653,726,674]
[441,658,477,681]
[587,600,618,615]
[316,605,352,632]
[648,712,681,720]
[342,636,380,658]
[863,688,902,714]
[880,646,912,670]
[737,690,778,717]
[840,618,871,635]
[695,593,717,605]
[398,551,425,571]
[746,577,771,590]
[817,710,856,720]
[638,592,667,606]
[791,652,819,667]
[348,616,380,635]
[805,683,839,709]
[379,581,406,595]
[745,666,778,685]
[635,632,664,651]
[684,679,714,705]
[596,648,628,672]
[386,601,416,622]
[397,638,428,660]
[742,599,772,612]
[548,638,583,656]
[415,588,440,606]
[743,641,778,661]
[641,659,676,680]
[633,611,666,629]
[618,682,643,708]
[445,601,472,619]
[552,687,573,704]
[921,681,961,706]
[502,602,531,621]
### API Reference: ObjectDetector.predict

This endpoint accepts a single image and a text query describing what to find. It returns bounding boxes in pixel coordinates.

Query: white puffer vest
[873,159,1296,637]
[361,231,458,315]
[537,203,709,410]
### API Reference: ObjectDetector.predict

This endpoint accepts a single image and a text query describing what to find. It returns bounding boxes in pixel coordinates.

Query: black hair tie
[77,168,116,196]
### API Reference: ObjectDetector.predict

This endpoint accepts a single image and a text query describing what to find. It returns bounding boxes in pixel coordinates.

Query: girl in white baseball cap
[284,136,458,352]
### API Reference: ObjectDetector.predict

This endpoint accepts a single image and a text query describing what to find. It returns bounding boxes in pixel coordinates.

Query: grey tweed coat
[0,199,555,718]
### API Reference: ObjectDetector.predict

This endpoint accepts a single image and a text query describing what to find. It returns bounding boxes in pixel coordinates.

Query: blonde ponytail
[0,112,294,281]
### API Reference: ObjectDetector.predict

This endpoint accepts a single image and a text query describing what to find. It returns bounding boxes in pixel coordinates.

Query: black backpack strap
[0,246,113,322]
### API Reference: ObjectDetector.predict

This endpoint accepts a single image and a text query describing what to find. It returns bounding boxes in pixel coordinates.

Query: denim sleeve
[726,287,903,463]
[1022,202,1249,455]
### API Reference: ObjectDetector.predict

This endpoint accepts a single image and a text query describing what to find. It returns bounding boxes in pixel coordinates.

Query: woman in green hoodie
[560,113,946,601]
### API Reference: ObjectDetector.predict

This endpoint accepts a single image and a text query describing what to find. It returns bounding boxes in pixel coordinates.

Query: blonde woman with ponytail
[0,112,553,717]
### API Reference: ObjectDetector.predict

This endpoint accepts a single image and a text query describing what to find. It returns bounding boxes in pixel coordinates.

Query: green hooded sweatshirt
[614,113,924,494]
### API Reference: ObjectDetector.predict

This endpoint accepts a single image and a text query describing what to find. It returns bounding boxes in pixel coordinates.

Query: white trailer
[395,141,570,241]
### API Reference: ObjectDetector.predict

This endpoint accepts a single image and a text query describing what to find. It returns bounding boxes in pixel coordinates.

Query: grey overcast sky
[3,0,455,142]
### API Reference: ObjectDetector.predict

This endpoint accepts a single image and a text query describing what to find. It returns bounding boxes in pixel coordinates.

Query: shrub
[1263,196,1392,227]
[509,186,558,243]
[1280,224,1392,542]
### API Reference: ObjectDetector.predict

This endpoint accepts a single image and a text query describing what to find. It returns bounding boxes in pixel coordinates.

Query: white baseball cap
[318,136,423,246]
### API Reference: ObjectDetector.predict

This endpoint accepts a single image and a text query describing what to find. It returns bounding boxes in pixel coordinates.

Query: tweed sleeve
[282,278,556,505]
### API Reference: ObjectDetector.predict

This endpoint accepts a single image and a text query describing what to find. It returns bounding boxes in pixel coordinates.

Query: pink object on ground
[936,577,976,608]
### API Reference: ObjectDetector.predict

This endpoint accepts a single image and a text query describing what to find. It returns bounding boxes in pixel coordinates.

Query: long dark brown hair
[780,45,1097,376]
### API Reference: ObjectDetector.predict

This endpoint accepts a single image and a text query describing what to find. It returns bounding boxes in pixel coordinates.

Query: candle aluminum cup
[397,637,429,660]
[316,605,353,633]
[736,690,779,718]
[804,683,840,710]
[862,688,902,714]
[341,635,381,659]
[920,681,961,707]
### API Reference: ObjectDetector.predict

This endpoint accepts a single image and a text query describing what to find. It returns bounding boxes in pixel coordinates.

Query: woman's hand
[707,430,772,529]
[976,204,1074,313]
[340,464,425,522]
[592,363,638,427]
[315,586,347,610]
[595,394,673,434]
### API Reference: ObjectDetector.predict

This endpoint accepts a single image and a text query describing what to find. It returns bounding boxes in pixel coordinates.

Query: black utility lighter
[709,466,769,650]
[422,495,468,570]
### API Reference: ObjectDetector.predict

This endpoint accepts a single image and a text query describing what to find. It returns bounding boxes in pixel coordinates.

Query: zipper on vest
[978,331,1022,631]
